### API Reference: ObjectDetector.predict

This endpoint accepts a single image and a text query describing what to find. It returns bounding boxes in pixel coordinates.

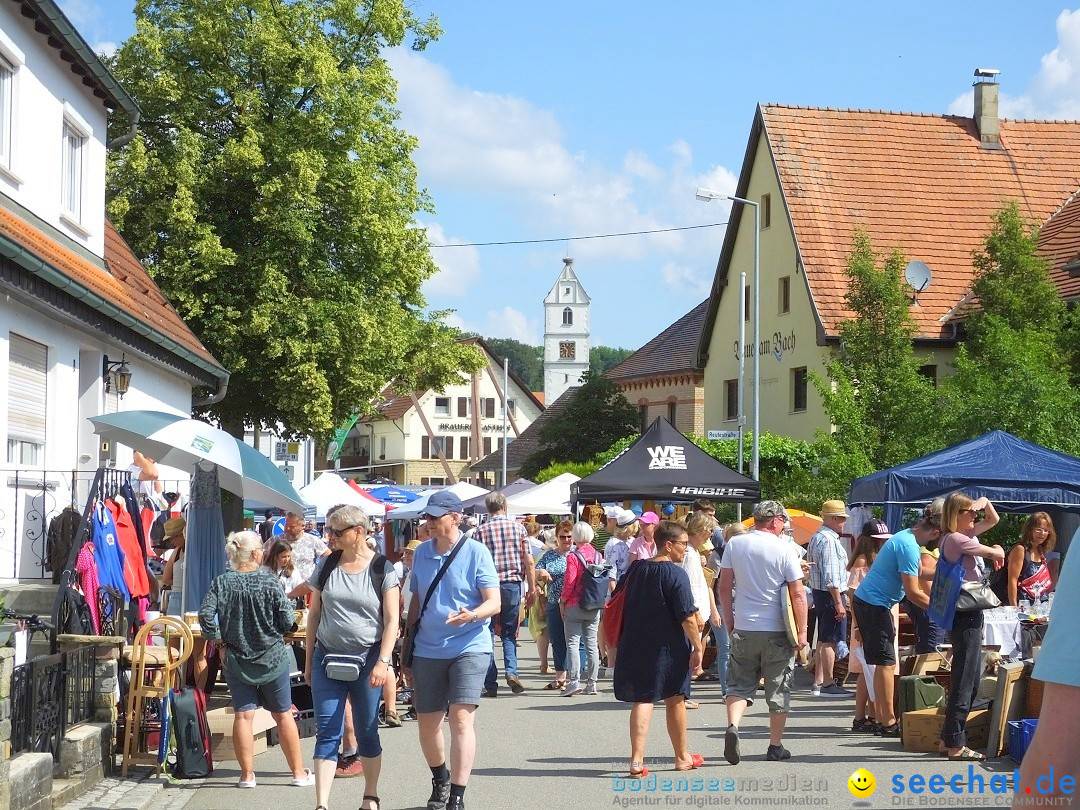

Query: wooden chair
[120,615,193,776]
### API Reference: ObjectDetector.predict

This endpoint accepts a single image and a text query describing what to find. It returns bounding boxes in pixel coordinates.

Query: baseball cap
[405,539,422,551]
[639,511,660,525]
[863,519,891,539]
[821,499,849,518]
[615,509,638,527]
[423,490,463,517]
[753,500,789,521]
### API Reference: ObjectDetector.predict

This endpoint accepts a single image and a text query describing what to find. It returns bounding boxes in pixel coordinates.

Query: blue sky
[64,1,1080,350]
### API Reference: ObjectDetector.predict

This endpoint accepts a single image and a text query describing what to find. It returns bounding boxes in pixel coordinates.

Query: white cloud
[95,41,117,59]
[948,9,1080,119]
[661,261,712,298]
[482,306,540,344]
[421,222,481,297]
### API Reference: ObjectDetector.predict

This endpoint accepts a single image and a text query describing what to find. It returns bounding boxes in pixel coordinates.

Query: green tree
[940,202,1080,451]
[484,338,543,391]
[106,0,482,439]
[590,346,634,376]
[521,370,638,478]
[811,231,938,489]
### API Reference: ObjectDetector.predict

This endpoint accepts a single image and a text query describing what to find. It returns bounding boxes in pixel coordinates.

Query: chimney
[973,68,1001,146]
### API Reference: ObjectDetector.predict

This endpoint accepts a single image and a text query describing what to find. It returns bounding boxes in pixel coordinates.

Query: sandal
[685,700,700,710]
[361,795,381,810]
[544,679,566,690]
[948,746,986,761]
[629,762,650,778]
[540,665,551,674]
[675,753,704,771]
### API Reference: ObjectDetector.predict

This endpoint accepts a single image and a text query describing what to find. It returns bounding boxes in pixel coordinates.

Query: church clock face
[559,341,576,359]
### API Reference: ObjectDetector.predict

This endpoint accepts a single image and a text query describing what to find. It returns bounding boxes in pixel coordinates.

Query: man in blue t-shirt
[852,505,942,736]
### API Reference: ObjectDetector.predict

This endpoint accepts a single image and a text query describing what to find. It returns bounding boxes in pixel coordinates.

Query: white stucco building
[0,0,228,582]
[543,257,590,406]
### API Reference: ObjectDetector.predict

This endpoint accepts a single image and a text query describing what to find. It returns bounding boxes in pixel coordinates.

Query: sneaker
[766,744,792,761]
[428,777,451,810]
[584,681,598,696]
[561,680,583,697]
[724,725,741,765]
[336,754,363,778]
[405,706,418,721]
[506,675,525,694]
[810,683,822,696]
[236,777,257,789]
[289,769,316,787]
[448,795,465,810]
[819,683,853,698]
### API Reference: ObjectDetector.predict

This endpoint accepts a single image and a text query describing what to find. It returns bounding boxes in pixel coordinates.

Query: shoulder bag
[401,538,468,668]
[601,559,640,649]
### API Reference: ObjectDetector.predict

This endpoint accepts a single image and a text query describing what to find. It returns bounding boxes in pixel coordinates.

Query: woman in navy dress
[614,520,704,777]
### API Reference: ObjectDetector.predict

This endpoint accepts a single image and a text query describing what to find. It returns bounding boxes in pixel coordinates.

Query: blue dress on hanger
[182,463,226,615]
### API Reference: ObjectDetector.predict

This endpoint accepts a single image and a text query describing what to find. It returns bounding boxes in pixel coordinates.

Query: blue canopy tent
[848,430,1080,532]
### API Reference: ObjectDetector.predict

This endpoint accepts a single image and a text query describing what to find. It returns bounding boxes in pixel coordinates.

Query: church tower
[543,257,590,406]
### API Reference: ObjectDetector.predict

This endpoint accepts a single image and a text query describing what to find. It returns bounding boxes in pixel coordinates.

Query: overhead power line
[428,221,728,248]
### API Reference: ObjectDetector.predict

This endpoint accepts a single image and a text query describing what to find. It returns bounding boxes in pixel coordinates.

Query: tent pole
[737,269,746,523]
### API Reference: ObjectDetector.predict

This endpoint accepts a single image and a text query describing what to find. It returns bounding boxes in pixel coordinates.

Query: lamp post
[695,189,760,481]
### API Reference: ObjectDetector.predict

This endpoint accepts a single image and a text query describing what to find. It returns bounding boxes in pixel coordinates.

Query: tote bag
[927,551,965,629]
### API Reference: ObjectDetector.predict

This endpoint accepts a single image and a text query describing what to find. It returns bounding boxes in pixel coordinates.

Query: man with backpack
[476,492,536,696]
[560,522,615,696]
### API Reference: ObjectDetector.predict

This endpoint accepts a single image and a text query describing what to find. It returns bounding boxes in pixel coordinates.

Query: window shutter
[457,397,467,417]
[443,437,453,460]
[460,436,469,459]
[485,398,495,419]
[421,435,429,458]
[483,437,492,456]
[8,334,47,443]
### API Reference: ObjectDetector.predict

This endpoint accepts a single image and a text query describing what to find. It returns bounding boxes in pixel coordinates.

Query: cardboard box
[212,731,267,761]
[902,707,990,753]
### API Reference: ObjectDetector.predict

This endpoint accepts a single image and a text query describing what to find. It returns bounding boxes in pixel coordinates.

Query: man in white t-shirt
[719,500,807,765]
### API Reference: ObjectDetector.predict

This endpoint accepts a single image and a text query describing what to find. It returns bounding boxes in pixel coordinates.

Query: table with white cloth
[982,608,1024,659]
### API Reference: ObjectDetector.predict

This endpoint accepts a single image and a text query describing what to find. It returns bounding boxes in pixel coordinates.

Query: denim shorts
[411,653,488,714]
[224,663,293,713]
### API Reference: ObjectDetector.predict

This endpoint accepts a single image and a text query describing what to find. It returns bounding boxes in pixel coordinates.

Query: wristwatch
[378,656,391,665]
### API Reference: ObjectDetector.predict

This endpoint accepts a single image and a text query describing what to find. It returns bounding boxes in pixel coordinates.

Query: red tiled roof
[0,205,222,371]
[702,105,1080,354]
[607,300,707,381]
[1044,190,1080,302]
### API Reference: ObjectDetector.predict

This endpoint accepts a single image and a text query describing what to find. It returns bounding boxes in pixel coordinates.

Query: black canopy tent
[570,417,760,505]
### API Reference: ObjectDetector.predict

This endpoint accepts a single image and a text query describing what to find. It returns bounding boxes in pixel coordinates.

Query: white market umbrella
[505,473,580,516]
[388,481,490,520]
[89,410,307,513]
[299,473,386,519]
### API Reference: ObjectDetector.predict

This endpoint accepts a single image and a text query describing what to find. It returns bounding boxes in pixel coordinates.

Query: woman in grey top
[305,506,399,810]
[198,531,314,789]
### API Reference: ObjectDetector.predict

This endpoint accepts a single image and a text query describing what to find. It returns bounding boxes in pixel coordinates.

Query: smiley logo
[848,768,876,798]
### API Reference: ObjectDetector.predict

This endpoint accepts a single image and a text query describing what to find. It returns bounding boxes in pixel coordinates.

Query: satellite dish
[904,261,932,305]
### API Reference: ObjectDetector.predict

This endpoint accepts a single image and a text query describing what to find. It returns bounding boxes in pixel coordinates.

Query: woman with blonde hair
[199,531,314,790]
[938,492,1003,761]
[684,513,721,706]
[305,506,400,810]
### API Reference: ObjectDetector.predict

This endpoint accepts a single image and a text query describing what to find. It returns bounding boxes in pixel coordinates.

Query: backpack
[166,687,213,779]
[571,550,614,610]
[317,551,389,611]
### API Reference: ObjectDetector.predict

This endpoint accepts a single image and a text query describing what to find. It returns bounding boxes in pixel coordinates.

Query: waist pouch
[323,652,368,682]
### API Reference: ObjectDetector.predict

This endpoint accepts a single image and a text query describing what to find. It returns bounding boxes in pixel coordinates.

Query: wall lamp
[103,354,133,397]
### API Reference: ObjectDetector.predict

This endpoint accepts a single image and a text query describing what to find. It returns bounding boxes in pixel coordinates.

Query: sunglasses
[327,524,362,539]
[422,513,446,521]
[558,534,573,540]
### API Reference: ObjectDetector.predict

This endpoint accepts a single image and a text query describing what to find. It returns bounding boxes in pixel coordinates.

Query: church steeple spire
[543,257,590,405]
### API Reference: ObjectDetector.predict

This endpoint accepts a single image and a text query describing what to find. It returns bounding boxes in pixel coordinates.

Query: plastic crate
[1008,719,1038,763]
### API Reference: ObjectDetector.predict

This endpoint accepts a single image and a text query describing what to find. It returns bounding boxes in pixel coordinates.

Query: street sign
[275,441,299,462]
[707,430,740,441]
[279,464,294,481]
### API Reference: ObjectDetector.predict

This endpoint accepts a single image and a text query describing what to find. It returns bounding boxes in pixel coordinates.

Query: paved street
[154,642,1019,810]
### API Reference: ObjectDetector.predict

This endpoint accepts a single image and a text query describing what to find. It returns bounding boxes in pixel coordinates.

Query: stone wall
[56,635,125,759]
[1,643,14,810]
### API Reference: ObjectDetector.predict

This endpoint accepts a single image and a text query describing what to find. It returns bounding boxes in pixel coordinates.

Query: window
[421,477,446,486]
[761,193,772,229]
[379,436,386,459]
[483,436,492,456]
[667,401,677,425]
[564,286,571,296]
[559,341,576,359]
[639,405,649,433]
[459,436,470,460]
[506,398,516,416]
[724,379,739,421]
[457,397,469,417]
[421,435,428,458]
[0,57,13,170]
[919,364,938,387]
[791,366,808,413]
[7,334,47,466]
[61,119,87,222]
[421,435,447,459]
[779,276,790,314]
[484,397,495,419]
[434,396,450,416]
[562,307,573,326]
[743,287,750,322]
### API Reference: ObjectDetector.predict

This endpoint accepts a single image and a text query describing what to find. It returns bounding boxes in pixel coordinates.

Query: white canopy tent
[387,481,489,520]
[298,472,386,519]
[504,473,580,516]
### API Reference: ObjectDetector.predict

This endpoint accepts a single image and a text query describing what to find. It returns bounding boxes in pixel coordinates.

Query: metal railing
[10,644,99,760]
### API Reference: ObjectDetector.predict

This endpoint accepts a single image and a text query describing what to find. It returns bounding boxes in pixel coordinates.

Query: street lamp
[696,188,760,481]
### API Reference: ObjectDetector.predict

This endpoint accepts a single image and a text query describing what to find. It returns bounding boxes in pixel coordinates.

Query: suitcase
[167,688,214,779]
[898,674,946,723]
